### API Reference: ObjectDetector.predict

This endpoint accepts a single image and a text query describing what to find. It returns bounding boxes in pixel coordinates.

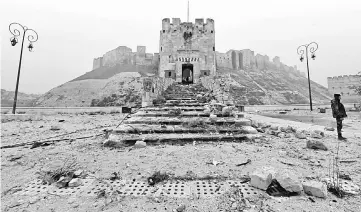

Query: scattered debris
[295,132,307,139]
[134,140,147,148]
[68,178,82,187]
[147,171,170,186]
[324,126,335,131]
[250,166,277,190]
[242,126,258,134]
[206,159,225,166]
[50,125,61,131]
[311,130,325,139]
[302,181,328,198]
[109,172,120,181]
[236,159,251,166]
[275,170,302,193]
[339,173,351,181]
[266,179,298,197]
[308,197,315,202]
[58,120,65,122]
[339,160,357,163]
[307,140,328,151]
[8,154,23,162]
[175,204,186,212]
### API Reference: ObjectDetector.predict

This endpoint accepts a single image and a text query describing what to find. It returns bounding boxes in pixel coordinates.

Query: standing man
[331,94,347,140]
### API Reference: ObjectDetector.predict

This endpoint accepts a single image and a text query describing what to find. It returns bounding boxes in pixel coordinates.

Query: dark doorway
[182,64,193,84]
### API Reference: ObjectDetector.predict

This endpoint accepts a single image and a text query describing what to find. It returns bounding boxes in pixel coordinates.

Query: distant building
[158,18,216,83]
[92,45,157,70]
[327,74,361,102]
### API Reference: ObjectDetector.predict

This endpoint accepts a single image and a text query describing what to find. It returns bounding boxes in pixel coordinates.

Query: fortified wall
[158,18,216,83]
[327,75,361,102]
[215,49,303,76]
[92,46,159,70]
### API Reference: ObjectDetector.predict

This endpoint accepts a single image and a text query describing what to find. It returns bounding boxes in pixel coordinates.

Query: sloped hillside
[35,72,143,107]
[1,89,41,107]
[71,64,157,82]
[216,68,332,105]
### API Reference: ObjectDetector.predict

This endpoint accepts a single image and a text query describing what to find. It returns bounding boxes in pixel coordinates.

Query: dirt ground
[1,111,361,212]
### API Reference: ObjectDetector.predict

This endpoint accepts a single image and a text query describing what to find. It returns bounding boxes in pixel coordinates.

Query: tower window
[211,30,213,33]
[161,47,163,52]
[213,47,215,51]
[163,30,165,33]
[169,72,171,77]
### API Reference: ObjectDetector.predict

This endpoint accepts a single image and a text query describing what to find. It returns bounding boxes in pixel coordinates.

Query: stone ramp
[107,83,255,145]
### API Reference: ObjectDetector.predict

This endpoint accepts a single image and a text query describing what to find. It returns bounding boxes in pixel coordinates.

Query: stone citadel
[92,18,304,81]
[327,74,361,102]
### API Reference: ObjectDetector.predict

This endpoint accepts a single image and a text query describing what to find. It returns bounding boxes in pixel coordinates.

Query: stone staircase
[107,83,254,146]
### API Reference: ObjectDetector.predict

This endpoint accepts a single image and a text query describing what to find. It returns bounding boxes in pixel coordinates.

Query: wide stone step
[164,103,206,107]
[123,117,251,126]
[133,111,245,118]
[165,96,196,100]
[107,133,250,145]
[166,100,199,104]
[111,124,250,134]
[141,107,205,112]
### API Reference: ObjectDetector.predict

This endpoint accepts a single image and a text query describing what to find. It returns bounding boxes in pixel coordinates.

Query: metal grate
[17,179,261,199]
[155,181,191,198]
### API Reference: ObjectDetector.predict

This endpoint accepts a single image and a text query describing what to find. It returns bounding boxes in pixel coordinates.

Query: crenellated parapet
[327,74,361,99]
[92,45,158,70]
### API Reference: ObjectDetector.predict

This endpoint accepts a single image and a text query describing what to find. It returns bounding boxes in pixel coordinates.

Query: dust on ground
[1,111,361,212]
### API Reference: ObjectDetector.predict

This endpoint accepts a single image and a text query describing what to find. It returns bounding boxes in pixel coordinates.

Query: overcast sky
[1,0,361,94]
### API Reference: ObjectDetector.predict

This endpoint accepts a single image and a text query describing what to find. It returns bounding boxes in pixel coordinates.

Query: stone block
[306,140,328,151]
[134,140,147,148]
[235,119,251,127]
[302,181,327,198]
[68,178,83,187]
[270,125,279,131]
[295,132,306,139]
[275,170,302,193]
[250,166,277,190]
[242,126,258,134]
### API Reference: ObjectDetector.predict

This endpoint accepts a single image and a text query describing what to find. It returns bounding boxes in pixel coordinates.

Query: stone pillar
[142,78,153,107]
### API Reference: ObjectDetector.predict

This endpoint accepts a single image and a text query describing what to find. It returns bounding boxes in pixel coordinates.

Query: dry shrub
[152,96,166,105]
[169,108,182,116]
[182,118,207,128]
[38,158,78,185]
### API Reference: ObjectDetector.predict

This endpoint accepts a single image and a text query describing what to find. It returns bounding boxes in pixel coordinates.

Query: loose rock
[134,140,147,148]
[250,166,277,190]
[50,125,61,131]
[275,170,302,193]
[270,125,279,131]
[68,178,82,187]
[324,127,335,131]
[242,126,258,134]
[307,140,328,151]
[302,181,327,198]
[295,132,306,139]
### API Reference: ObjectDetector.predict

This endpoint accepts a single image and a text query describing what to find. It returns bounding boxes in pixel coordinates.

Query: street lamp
[297,42,318,111]
[9,23,38,114]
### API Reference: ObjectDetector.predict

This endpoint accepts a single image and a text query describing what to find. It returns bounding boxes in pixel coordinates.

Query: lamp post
[9,23,38,114]
[297,42,318,111]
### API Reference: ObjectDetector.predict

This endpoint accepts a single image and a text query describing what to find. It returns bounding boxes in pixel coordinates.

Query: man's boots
[338,132,347,140]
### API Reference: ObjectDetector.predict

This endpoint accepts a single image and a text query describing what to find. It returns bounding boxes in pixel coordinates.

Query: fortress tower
[158,18,216,84]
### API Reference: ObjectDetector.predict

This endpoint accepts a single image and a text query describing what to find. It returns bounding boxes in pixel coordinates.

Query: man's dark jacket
[331,99,347,119]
